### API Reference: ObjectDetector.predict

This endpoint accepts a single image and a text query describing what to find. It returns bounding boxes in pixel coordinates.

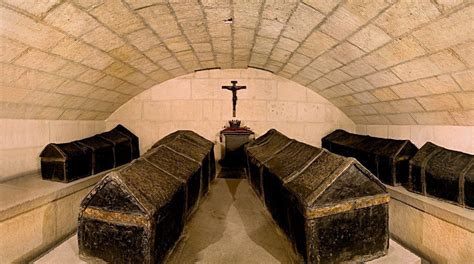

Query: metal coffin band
[78,130,216,263]
[245,129,389,263]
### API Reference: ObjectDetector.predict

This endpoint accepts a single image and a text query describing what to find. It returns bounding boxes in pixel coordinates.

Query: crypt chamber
[0,0,473,263]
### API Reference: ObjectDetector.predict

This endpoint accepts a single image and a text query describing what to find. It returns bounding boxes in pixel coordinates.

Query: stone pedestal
[219,127,254,168]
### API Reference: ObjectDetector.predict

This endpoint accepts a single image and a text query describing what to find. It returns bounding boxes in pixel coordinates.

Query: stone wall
[106,68,355,155]
[356,124,473,154]
[0,119,105,181]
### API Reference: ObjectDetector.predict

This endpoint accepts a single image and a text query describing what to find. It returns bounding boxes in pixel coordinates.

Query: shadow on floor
[166,167,301,264]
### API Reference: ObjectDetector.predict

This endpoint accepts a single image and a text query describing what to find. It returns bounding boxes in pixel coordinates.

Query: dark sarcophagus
[98,129,133,167]
[40,124,140,182]
[245,129,293,196]
[78,159,186,263]
[322,129,418,186]
[246,129,389,263]
[151,130,216,194]
[409,142,473,209]
[144,145,202,217]
[39,142,92,182]
[76,136,115,174]
[78,130,214,263]
[112,124,140,159]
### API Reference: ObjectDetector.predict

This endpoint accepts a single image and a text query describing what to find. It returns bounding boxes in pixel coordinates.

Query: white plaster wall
[0,119,105,180]
[356,124,474,154]
[106,69,355,155]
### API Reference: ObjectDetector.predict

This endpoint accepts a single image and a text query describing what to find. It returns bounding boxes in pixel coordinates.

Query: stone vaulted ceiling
[0,0,473,125]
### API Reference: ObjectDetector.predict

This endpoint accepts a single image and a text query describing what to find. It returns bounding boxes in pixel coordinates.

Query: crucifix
[222,80,246,117]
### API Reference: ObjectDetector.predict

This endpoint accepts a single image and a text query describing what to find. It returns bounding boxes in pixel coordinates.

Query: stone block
[152,79,191,100]
[386,114,416,125]
[302,0,339,14]
[325,69,352,84]
[277,80,307,101]
[451,109,474,126]
[16,70,66,92]
[44,3,99,37]
[3,0,61,17]
[14,49,68,73]
[267,101,297,121]
[345,78,374,92]
[452,42,474,67]
[452,69,474,91]
[142,101,171,121]
[365,70,401,87]
[412,111,456,125]
[126,28,161,51]
[282,4,324,42]
[0,7,65,50]
[235,100,267,121]
[308,77,335,91]
[90,0,144,35]
[353,91,379,104]
[390,99,424,113]
[0,37,27,63]
[348,24,391,52]
[81,26,124,52]
[452,92,474,109]
[309,54,341,74]
[320,5,365,40]
[104,62,135,78]
[413,5,474,52]
[55,80,96,97]
[428,50,466,73]
[202,100,222,121]
[299,31,338,59]
[296,102,325,123]
[170,100,203,121]
[364,36,426,70]
[391,58,439,82]
[417,94,460,111]
[371,87,399,101]
[375,1,440,37]
[80,49,114,70]
[340,59,376,77]
[329,41,365,64]
[55,62,88,79]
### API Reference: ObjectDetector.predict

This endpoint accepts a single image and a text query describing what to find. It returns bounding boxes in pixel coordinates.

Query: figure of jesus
[222,80,247,118]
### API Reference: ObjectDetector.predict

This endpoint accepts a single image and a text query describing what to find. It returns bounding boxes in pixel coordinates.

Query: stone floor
[35,175,421,264]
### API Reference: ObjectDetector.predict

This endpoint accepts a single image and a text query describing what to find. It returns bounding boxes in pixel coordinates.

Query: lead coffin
[151,130,216,194]
[246,129,389,263]
[39,142,92,182]
[39,124,139,182]
[409,142,473,209]
[78,130,216,263]
[322,129,418,186]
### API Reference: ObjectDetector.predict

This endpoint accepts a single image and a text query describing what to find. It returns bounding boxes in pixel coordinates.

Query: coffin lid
[113,124,138,142]
[410,142,474,182]
[76,135,113,150]
[98,129,131,145]
[245,129,293,163]
[82,159,183,217]
[143,145,201,183]
[151,130,213,151]
[39,142,89,160]
[151,135,209,164]
[323,129,416,158]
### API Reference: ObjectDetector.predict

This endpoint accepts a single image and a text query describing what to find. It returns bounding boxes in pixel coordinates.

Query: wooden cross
[222,80,246,117]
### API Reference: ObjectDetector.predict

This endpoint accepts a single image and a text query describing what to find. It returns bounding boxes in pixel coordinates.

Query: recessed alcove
[1,0,473,263]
